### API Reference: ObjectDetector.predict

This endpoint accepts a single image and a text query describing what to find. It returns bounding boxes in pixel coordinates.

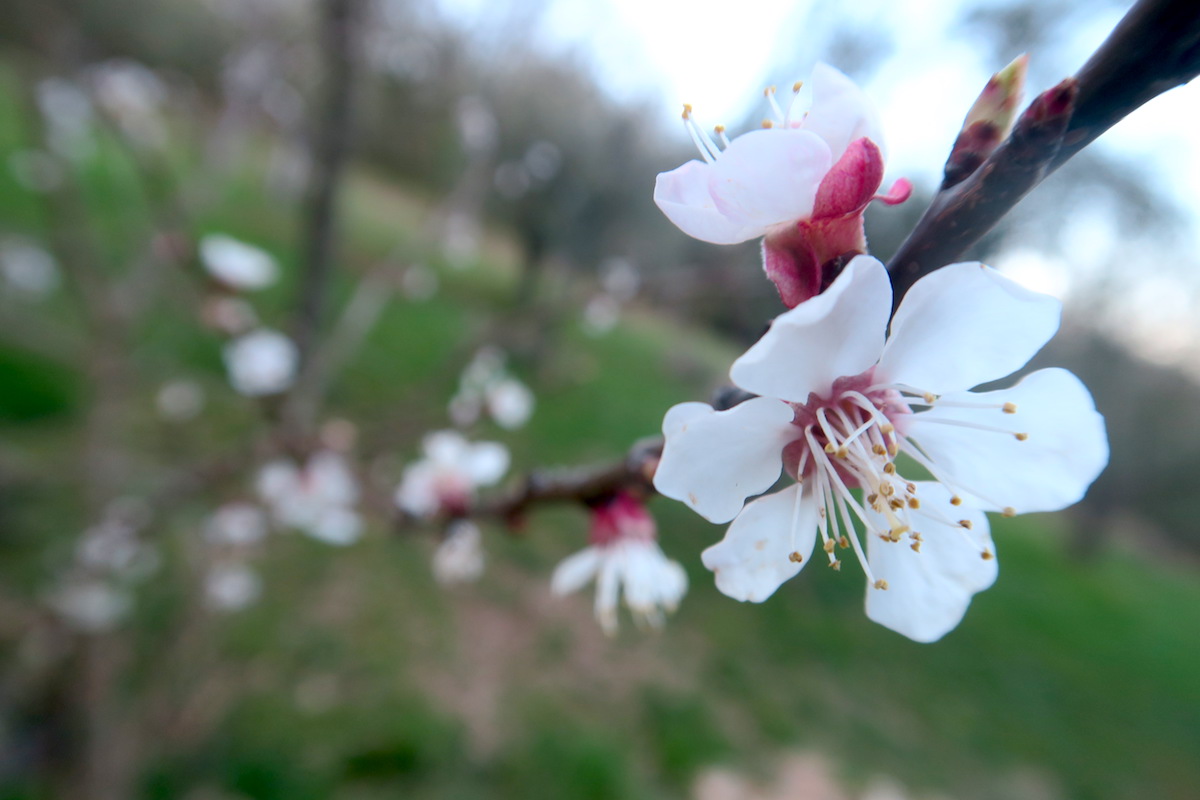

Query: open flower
[654,256,1107,642]
[551,492,687,635]
[654,64,910,307]
[395,431,509,519]
[257,450,362,545]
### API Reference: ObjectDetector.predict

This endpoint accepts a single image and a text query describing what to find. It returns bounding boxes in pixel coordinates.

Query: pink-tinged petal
[551,547,602,596]
[878,262,1062,393]
[874,177,913,205]
[802,63,886,160]
[707,129,830,230]
[864,482,995,643]
[655,131,832,244]
[904,368,1108,514]
[811,137,884,220]
[654,399,796,524]
[701,484,817,602]
[654,161,762,244]
[731,255,891,401]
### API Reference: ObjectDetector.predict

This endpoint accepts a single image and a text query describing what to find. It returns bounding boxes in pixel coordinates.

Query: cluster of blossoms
[202,502,269,612]
[650,66,1107,641]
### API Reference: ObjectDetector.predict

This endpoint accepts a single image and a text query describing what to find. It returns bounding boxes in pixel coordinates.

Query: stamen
[1014,432,1029,441]
[917,417,1023,436]
[682,104,722,163]
[761,119,774,129]
[1003,402,1018,414]
[872,579,889,590]
[763,85,786,122]
[713,124,730,147]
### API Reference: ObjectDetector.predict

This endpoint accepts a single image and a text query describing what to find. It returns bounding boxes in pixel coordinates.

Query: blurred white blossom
[395,430,509,519]
[48,579,131,634]
[551,492,687,634]
[224,328,298,396]
[257,451,363,545]
[205,563,263,612]
[204,502,269,547]
[432,519,485,585]
[0,239,60,297]
[200,234,280,290]
[448,347,534,430]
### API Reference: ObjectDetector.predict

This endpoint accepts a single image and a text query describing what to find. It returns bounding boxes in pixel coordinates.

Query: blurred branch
[290,0,362,379]
[472,437,662,527]
[887,0,1200,305]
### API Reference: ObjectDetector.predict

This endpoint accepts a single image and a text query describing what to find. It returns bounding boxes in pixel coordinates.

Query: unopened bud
[943,54,1029,188]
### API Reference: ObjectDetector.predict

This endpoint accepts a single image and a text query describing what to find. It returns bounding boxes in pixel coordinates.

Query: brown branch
[471,437,662,526]
[887,0,1200,305]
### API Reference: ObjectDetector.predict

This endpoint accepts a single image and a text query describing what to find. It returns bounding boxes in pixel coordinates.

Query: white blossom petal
[551,547,602,596]
[905,368,1108,514]
[878,262,1061,393]
[654,398,796,524]
[731,255,890,401]
[701,484,817,602]
[464,441,510,486]
[654,130,831,244]
[199,234,279,290]
[864,482,995,643]
[801,62,887,160]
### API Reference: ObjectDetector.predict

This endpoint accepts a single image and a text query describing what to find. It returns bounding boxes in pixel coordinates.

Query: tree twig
[887,0,1200,305]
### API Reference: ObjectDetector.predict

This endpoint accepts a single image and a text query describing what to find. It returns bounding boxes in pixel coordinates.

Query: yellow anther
[907,498,920,509]
[866,493,878,505]
[873,579,889,590]
[981,549,994,560]
[889,499,904,511]
[910,532,923,541]
[829,559,842,571]
[1014,432,1029,442]
[682,103,693,120]
[836,446,849,459]
[911,542,922,553]
[959,519,973,530]
[838,536,849,549]
[714,124,726,135]
[923,392,936,404]
[906,482,917,494]
[824,442,837,454]
[762,119,775,129]
[823,539,836,554]
[792,81,804,92]
[883,462,896,474]
[1002,507,1016,517]
[1003,402,1017,414]
[887,443,899,456]
[763,85,777,96]
[788,551,804,563]
[892,525,910,537]
[880,483,895,497]
[881,423,895,435]
[950,495,963,506]
[872,444,886,456]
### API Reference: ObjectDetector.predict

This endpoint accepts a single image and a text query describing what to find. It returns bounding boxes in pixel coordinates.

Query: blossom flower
[395,430,510,518]
[551,492,688,635]
[653,64,910,307]
[223,328,298,397]
[432,519,486,585]
[204,562,263,612]
[257,450,363,545]
[204,502,269,547]
[199,234,280,291]
[654,255,1108,642]
[448,347,535,430]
